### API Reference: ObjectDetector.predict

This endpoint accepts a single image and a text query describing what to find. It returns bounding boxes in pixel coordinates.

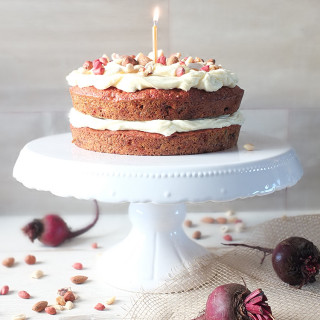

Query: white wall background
[1,0,319,215]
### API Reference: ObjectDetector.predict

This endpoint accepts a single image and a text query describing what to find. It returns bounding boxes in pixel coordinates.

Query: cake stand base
[96,202,209,291]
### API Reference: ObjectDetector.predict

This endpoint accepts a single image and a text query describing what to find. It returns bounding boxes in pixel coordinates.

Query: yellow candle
[153,7,159,62]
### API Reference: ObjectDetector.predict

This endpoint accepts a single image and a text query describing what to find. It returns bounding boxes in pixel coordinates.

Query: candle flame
[153,7,159,24]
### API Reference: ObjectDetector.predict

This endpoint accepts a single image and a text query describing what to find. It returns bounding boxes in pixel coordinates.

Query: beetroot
[224,237,320,288]
[194,283,274,320]
[22,200,99,247]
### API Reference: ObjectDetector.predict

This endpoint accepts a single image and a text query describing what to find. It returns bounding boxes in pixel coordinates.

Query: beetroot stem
[68,199,100,239]
[222,243,274,264]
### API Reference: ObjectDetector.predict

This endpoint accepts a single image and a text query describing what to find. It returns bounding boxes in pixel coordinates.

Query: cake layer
[70,124,241,156]
[69,86,244,121]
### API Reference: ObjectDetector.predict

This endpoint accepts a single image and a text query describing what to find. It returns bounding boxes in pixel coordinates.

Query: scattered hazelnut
[24,254,36,265]
[192,230,202,240]
[92,242,98,249]
[64,291,76,302]
[184,219,193,228]
[2,257,15,267]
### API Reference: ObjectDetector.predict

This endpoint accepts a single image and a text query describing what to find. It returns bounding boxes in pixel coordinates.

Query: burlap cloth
[124,214,320,320]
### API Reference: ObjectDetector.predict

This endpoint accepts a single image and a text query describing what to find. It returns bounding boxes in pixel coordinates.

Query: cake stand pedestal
[13,132,303,291]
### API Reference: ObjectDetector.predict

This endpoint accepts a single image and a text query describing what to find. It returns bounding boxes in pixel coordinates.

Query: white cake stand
[13,132,303,291]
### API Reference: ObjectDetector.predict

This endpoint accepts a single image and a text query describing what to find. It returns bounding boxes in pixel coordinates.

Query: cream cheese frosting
[66,60,239,93]
[69,108,244,137]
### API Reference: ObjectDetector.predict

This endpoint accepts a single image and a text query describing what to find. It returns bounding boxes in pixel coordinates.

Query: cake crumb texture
[70,125,241,156]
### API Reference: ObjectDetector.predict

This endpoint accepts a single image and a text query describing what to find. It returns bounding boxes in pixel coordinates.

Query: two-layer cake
[66,52,244,156]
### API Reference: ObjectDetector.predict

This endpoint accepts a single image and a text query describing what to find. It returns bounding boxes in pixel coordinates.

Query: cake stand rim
[12,132,303,203]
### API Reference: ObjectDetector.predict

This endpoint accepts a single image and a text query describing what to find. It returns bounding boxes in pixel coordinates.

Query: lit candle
[153,7,159,62]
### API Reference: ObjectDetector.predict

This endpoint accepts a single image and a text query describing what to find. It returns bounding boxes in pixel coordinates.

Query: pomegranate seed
[156,56,166,65]
[72,262,83,270]
[93,59,102,69]
[94,303,105,311]
[45,306,56,315]
[200,65,210,72]
[93,66,105,75]
[0,285,9,295]
[176,66,185,77]
[18,291,31,299]
[83,60,93,70]
[223,234,233,241]
[91,242,98,249]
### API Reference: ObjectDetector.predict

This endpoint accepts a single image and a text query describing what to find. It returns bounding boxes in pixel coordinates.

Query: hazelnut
[192,230,202,240]
[2,257,15,267]
[121,55,138,67]
[24,254,36,265]
[167,55,179,65]
[136,53,152,66]
[184,219,193,228]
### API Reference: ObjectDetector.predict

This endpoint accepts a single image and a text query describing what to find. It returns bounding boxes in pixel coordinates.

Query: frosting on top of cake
[69,108,244,137]
[66,53,239,93]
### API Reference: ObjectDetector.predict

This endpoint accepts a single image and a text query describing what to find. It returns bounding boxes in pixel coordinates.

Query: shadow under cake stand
[13,132,303,291]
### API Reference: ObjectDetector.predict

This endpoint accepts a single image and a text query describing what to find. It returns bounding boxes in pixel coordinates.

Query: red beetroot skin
[22,200,99,247]
[39,215,71,247]
[205,283,249,320]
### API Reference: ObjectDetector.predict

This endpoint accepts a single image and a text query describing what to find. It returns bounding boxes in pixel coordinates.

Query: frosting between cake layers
[66,61,238,93]
[69,108,244,137]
